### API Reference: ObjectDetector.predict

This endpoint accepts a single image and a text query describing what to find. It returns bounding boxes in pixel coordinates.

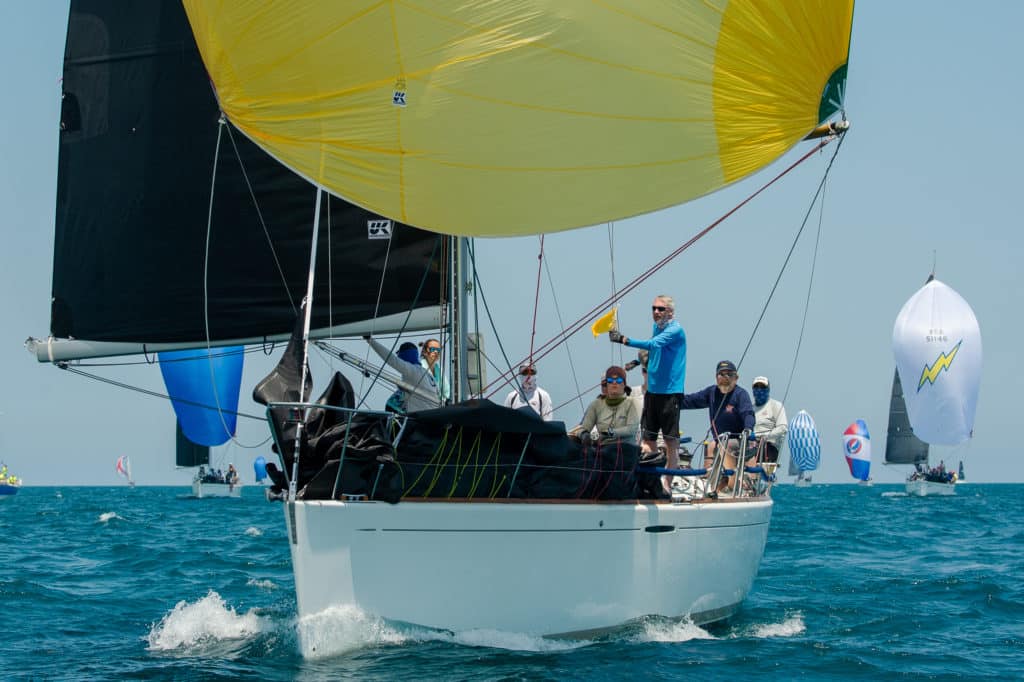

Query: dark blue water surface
[2,484,1021,680]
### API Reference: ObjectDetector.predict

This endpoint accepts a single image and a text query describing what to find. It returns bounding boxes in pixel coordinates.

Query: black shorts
[762,442,780,463]
[642,392,680,442]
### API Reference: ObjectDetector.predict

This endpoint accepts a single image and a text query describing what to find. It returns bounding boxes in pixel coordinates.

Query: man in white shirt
[504,362,554,421]
[751,375,788,462]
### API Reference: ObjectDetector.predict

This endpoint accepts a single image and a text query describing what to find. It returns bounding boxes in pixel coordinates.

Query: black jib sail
[883,369,929,465]
[44,0,442,360]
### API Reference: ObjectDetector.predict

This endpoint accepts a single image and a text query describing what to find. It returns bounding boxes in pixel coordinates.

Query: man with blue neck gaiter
[751,376,788,463]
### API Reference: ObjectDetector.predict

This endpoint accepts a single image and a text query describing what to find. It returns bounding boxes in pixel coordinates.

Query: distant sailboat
[116,455,134,487]
[0,462,21,498]
[788,410,821,487]
[958,460,966,483]
[843,420,872,484]
[891,276,982,497]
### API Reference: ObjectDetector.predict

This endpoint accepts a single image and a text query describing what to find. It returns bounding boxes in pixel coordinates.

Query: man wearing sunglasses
[570,366,641,445]
[681,360,755,488]
[504,362,554,421]
[608,295,686,491]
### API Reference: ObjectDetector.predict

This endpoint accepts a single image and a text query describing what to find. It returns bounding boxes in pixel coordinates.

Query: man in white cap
[504,362,554,421]
[751,376,787,462]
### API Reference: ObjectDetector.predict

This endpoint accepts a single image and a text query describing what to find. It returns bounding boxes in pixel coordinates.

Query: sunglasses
[520,368,537,376]
[605,376,625,384]
[651,306,667,312]
[717,371,737,378]
[425,346,441,353]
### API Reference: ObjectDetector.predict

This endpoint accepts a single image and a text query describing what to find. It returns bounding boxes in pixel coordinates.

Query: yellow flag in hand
[590,307,618,337]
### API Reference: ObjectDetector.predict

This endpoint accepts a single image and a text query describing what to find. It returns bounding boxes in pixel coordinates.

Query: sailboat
[0,463,21,498]
[29,1,855,639]
[892,276,982,497]
[843,420,872,485]
[958,460,966,483]
[115,455,134,487]
[788,410,821,487]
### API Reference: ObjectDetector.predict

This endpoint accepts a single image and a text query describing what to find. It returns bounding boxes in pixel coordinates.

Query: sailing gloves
[608,330,625,344]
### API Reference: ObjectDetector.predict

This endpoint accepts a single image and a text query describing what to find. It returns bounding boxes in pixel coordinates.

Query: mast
[288,188,324,500]
[450,237,472,401]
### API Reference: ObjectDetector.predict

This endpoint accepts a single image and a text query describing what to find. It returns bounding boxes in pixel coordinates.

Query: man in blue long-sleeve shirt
[682,360,755,485]
[609,295,686,491]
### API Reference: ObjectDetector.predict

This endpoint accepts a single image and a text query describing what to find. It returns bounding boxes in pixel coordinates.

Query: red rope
[483,137,835,398]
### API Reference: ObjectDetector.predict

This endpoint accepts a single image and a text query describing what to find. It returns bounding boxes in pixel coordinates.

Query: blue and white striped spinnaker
[788,410,821,475]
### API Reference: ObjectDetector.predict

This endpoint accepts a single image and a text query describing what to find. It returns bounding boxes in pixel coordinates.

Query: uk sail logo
[368,219,393,240]
[917,339,962,392]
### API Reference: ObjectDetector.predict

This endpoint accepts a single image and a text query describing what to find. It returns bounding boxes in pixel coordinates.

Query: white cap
[752,376,770,387]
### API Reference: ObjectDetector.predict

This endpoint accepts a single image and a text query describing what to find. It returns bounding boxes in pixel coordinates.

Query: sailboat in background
[958,460,966,483]
[0,463,22,498]
[843,420,872,485]
[788,410,822,487]
[29,1,855,640]
[115,455,134,487]
[891,276,982,497]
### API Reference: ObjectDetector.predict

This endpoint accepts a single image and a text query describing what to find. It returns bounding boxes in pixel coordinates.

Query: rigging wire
[782,169,829,404]
[202,118,269,449]
[224,122,296,314]
[464,240,531,401]
[481,135,839,398]
[526,235,546,372]
[734,134,846,372]
[541,254,586,416]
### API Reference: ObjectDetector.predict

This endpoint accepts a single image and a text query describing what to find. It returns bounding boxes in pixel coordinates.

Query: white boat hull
[905,478,956,497]
[794,477,812,488]
[192,481,242,498]
[285,497,772,637]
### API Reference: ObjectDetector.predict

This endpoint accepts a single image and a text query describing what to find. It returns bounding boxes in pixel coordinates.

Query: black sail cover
[54,1,441,345]
[884,369,929,465]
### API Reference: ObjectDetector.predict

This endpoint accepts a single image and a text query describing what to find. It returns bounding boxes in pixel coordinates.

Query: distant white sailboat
[891,276,982,497]
[115,455,134,487]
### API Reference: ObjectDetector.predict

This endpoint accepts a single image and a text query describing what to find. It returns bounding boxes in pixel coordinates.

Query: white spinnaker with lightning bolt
[892,279,982,445]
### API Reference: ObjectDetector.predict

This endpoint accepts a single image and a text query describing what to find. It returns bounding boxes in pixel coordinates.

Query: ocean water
[2,484,1022,680]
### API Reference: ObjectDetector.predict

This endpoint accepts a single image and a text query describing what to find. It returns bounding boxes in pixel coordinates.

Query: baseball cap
[752,376,770,387]
[716,360,737,374]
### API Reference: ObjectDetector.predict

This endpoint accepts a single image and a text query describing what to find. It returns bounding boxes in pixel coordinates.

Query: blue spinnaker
[159,347,243,446]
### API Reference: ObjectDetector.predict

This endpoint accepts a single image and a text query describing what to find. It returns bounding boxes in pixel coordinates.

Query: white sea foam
[98,511,123,523]
[295,605,587,658]
[881,491,908,498]
[244,527,263,537]
[296,604,408,659]
[634,618,716,643]
[146,591,267,651]
[750,614,805,638]
[446,629,585,652]
[246,578,277,590]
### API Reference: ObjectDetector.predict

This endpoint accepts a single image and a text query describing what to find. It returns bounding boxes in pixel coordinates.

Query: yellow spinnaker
[183,1,854,237]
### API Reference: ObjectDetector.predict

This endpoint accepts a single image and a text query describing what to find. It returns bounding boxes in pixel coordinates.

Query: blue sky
[2,2,1022,485]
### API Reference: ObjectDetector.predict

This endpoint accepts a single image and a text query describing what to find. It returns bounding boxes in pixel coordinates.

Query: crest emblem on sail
[892,280,982,445]
[788,410,821,474]
[183,1,854,236]
[843,419,871,481]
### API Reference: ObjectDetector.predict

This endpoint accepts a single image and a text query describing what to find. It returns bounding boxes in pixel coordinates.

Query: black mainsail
[42,0,442,360]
